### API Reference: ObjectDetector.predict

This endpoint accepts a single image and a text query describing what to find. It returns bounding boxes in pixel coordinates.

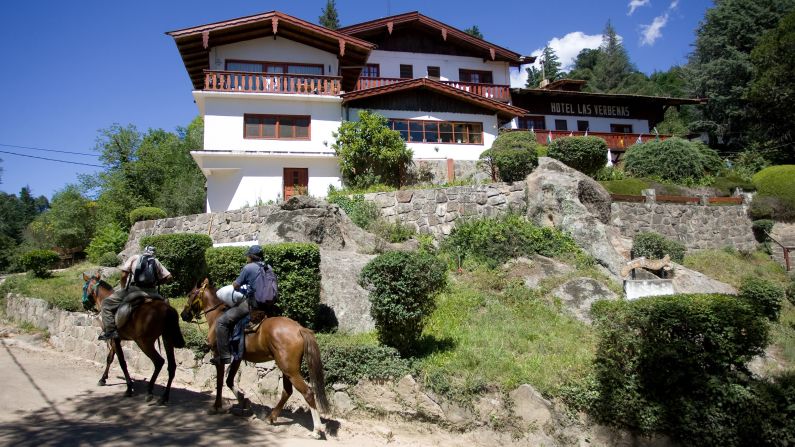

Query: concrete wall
[365,49,511,85]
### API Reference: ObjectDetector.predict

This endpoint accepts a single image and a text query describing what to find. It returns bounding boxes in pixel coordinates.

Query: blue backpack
[253,263,278,305]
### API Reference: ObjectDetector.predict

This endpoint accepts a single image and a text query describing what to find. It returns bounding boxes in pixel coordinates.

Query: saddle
[115,291,165,330]
[244,310,267,334]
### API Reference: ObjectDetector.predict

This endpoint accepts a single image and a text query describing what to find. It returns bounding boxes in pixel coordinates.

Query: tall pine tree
[591,21,633,92]
[464,25,483,39]
[526,46,562,87]
[319,0,340,30]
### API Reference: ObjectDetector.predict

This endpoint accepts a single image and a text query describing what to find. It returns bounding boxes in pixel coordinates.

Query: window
[226,60,324,75]
[427,66,440,79]
[518,116,546,130]
[399,64,413,79]
[554,119,568,131]
[577,120,590,132]
[610,124,633,133]
[244,114,310,139]
[387,119,483,144]
[361,64,380,77]
[459,69,493,84]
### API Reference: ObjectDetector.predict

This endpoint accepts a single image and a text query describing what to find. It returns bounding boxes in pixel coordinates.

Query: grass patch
[0,263,117,312]
[599,177,686,196]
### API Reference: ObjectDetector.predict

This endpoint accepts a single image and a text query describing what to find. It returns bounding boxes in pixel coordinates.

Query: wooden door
[283,168,308,201]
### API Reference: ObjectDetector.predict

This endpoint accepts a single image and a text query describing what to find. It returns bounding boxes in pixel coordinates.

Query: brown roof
[511,87,704,106]
[166,11,375,91]
[341,78,528,119]
[338,12,532,65]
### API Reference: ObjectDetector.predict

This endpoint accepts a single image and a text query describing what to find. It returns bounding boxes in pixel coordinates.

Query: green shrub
[18,250,60,278]
[85,223,128,263]
[441,214,580,268]
[139,233,213,298]
[129,206,167,225]
[591,294,771,443]
[752,165,795,221]
[631,231,685,263]
[710,174,755,195]
[594,166,626,181]
[599,178,651,195]
[751,219,775,243]
[360,251,447,355]
[739,276,785,321]
[326,190,380,229]
[732,150,770,181]
[623,138,722,183]
[98,252,120,267]
[369,219,415,243]
[315,337,412,384]
[787,278,795,306]
[480,132,539,182]
[547,136,608,176]
[204,243,322,328]
[180,321,210,358]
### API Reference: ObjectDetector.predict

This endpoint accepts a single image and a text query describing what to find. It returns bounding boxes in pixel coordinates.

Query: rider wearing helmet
[211,244,264,365]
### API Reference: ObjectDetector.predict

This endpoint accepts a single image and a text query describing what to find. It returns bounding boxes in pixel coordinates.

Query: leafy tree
[27,185,95,251]
[332,111,413,189]
[526,46,562,87]
[687,0,795,150]
[748,10,795,162]
[592,21,634,92]
[318,0,340,30]
[464,25,483,39]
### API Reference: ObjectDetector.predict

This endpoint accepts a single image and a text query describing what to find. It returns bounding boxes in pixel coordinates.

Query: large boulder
[552,277,618,323]
[319,249,375,333]
[526,157,629,277]
[504,255,573,289]
[671,263,737,295]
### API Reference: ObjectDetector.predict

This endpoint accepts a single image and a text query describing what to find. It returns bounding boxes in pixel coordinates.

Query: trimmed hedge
[204,243,321,328]
[18,250,60,278]
[129,206,167,225]
[591,294,773,444]
[480,131,539,182]
[631,231,685,263]
[739,276,785,321]
[360,251,447,356]
[623,138,723,183]
[85,223,128,264]
[752,165,795,221]
[547,136,608,176]
[98,252,120,267]
[139,233,213,298]
[441,214,580,268]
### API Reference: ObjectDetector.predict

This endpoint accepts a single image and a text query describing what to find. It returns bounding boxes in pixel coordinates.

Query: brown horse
[181,279,329,439]
[82,271,185,404]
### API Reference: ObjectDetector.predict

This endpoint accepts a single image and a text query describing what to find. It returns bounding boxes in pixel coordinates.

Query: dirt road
[0,328,528,447]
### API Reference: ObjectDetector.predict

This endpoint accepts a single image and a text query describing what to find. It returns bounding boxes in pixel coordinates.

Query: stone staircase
[769,223,795,272]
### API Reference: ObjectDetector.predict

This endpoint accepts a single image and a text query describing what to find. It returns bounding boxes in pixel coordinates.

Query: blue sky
[0,0,712,198]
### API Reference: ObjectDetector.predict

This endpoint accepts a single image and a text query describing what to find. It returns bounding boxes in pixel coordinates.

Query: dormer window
[459,69,493,84]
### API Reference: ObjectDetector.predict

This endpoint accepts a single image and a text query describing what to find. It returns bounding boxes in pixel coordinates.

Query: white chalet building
[168,11,698,212]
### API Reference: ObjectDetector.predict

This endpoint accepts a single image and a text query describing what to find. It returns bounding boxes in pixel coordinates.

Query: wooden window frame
[399,64,414,79]
[427,66,441,79]
[225,59,325,75]
[459,69,494,84]
[610,123,633,134]
[386,118,484,145]
[361,64,380,77]
[244,114,311,140]
[519,115,546,130]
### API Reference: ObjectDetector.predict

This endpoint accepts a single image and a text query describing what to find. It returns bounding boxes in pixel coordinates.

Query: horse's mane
[97,279,115,291]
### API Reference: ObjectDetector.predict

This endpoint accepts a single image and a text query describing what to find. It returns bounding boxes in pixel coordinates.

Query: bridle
[183,283,224,323]
[82,275,106,311]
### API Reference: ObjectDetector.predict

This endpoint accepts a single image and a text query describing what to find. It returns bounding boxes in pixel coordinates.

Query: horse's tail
[164,305,186,349]
[300,327,329,413]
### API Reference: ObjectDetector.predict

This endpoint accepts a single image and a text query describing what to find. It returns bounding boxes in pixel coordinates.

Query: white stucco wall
[209,36,338,75]
[196,154,341,211]
[200,94,342,153]
[542,115,650,134]
[349,108,498,161]
[365,50,511,85]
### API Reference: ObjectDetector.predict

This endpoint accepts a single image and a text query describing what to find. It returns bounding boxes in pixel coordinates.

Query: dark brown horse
[181,279,329,439]
[82,271,185,404]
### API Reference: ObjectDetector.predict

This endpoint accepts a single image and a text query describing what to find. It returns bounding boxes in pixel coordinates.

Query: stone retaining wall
[610,202,756,251]
[362,182,527,238]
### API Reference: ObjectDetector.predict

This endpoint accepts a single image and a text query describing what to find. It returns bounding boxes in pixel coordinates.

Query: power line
[0,150,103,168]
[0,143,97,157]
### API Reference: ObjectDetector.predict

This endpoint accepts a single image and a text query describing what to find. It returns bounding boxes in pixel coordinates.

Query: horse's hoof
[308,430,323,440]
[97,379,106,386]
[145,394,154,402]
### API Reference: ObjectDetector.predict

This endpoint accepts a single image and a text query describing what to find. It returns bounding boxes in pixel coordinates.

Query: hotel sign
[550,102,631,118]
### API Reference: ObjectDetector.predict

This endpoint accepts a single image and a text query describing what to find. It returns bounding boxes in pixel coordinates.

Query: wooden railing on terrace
[505,129,670,150]
[355,77,512,102]
[203,70,342,95]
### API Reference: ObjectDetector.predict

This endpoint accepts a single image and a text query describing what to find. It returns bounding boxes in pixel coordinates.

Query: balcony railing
[203,70,342,96]
[507,129,670,150]
[355,77,512,102]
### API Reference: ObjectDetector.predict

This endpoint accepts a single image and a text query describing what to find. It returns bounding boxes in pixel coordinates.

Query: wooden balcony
[355,77,512,102]
[203,70,342,95]
[507,129,670,150]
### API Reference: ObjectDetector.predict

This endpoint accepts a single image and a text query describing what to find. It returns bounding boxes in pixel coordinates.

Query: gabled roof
[338,12,532,65]
[341,78,528,120]
[166,11,376,91]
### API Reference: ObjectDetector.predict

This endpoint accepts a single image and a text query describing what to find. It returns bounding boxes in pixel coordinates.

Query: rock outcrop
[552,277,619,323]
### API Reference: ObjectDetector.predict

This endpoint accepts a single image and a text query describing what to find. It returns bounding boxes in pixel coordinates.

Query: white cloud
[628,0,651,15]
[669,0,679,9]
[510,31,606,87]
[640,13,669,46]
